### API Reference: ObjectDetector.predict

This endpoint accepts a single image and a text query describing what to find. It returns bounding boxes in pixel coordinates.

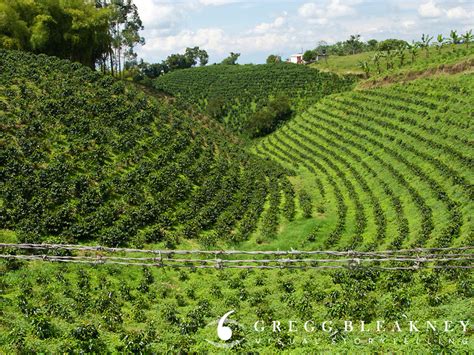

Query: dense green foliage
[0,43,473,353]
[255,73,473,251]
[0,0,111,68]
[221,52,240,65]
[132,47,209,85]
[0,49,292,247]
[244,95,292,138]
[304,35,379,59]
[0,0,143,72]
[266,54,282,64]
[153,63,355,134]
[1,260,472,352]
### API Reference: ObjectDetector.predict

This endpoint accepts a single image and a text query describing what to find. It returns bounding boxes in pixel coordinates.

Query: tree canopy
[0,0,143,72]
[266,54,282,64]
[221,52,240,65]
[165,47,209,71]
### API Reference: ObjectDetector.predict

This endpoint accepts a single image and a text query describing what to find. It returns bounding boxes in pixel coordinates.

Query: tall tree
[449,30,461,47]
[266,54,282,64]
[420,33,433,57]
[435,34,445,53]
[345,34,363,55]
[406,41,419,63]
[185,46,209,66]
[164,47,209,71]
[0,2,29,49]
[221,52,240,65]
[372,52,382,74]
[98,0,144,76]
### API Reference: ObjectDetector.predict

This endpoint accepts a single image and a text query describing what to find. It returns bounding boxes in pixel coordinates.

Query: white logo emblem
[217,310,234,341]
[206,310,244,348]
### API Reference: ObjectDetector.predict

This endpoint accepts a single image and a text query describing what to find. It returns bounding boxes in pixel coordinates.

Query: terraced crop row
[256,74,473,250]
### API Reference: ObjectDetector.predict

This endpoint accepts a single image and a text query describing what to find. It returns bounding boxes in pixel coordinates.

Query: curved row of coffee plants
[0,50,293,247]
[267,131,350,247]
[295,114,409,249]
[255,73,473,250]
[153,63,356,133]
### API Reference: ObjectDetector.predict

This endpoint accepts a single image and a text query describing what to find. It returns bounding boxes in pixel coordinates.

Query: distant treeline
[302,36,410,61]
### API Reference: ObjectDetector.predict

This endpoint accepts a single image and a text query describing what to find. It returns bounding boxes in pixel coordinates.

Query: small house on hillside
[289,53,304,64]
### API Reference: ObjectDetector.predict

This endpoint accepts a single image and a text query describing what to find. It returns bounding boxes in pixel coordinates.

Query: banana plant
[358,60,370,78]
[395,44,406,67]
[372,52,382,74]
[462,30,473,48]
[420,33,433,57]
[449,30,461,52]
[435,34,445,53]
[383,50,394,70]
[406,41,419,63]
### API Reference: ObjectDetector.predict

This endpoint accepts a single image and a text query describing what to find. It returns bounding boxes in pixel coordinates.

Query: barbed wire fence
[1,243,473,270]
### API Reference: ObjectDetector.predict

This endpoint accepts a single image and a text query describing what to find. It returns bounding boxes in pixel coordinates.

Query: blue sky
[134,0,474,64]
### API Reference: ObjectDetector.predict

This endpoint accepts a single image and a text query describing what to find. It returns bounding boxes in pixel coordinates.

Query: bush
[206,97,227,120]
[378,39,408,51]
[245,95,292,137]
[298,190,313,218]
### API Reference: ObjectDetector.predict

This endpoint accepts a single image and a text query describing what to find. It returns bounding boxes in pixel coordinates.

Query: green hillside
[1,50,473,353]
[153,63,355,133]
[254,73,473,251]
[311,44,474,79]
[0,50,291,248]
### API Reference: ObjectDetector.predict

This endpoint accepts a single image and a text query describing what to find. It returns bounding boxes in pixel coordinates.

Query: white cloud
[198,0,241,5]
[134,0,189,31]
[446,6,472,19]
[418,1,443,18]
[298,3,324,18]
[135,0,474,64]
[253,16,287,34]
[326,0,356,17]
[140,26,296,59]
[402,20,417,30]
[142,28,227,54]
[298,0,357,25]
[417,1,474,20]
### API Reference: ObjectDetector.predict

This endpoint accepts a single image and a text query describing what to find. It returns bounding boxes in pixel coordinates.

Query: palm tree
[435,34,445,53]
[462,30,473,48]
[372,52,382,74]
[406,41,419,63]
[358,60,370,78]
[420,33,433,57]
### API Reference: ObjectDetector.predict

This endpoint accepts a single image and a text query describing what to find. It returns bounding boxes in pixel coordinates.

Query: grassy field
[311,44,474,78]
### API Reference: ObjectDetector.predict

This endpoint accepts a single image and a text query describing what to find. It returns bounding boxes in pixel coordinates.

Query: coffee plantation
[153,63,356,134]
[0,45,473,353]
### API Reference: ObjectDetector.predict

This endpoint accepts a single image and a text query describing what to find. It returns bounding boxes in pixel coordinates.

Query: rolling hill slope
[254,72,473,251]
[153,63,356,133]
[0,51,473,353]
[0,50,292,247]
